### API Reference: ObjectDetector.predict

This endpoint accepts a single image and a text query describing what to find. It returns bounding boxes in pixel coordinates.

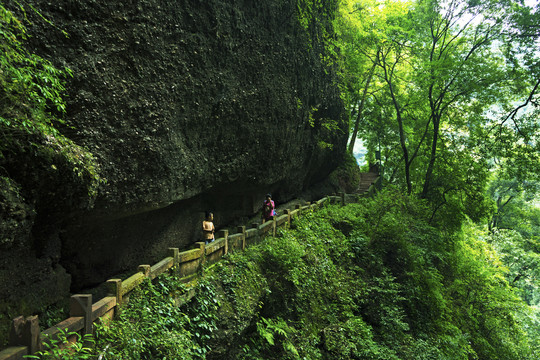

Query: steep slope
[74,196,537,359]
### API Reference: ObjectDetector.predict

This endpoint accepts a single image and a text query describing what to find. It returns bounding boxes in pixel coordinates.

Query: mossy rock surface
[1,0,346,347]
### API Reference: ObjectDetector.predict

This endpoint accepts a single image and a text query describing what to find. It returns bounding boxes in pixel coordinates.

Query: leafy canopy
[336,0,539,224]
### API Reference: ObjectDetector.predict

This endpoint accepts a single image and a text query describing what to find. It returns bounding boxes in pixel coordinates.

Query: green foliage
[253,317,299,358]
[446,225,533,360]
[182,280,220,358]
[93,275,197,359]
[322,317,399,360]
[0,3,101,199]
[0,3,70,137]
[39,301,69,332]
[24,328,94,360]
[294,0,348,151]
[296,0,340,54]
[486,172,539,310]
[52,191,537,359]
[193,191,538,359]
[487,176,539,236]
[492,229,540,305]
[336,0,539,223]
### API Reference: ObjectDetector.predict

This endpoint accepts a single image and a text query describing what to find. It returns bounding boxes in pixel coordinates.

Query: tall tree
[338,0,539,221]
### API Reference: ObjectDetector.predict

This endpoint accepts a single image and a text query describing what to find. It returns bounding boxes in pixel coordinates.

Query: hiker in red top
[262,193,276,223]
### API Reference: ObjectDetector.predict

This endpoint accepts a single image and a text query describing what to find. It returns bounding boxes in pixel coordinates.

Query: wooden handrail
[0,194,377,358]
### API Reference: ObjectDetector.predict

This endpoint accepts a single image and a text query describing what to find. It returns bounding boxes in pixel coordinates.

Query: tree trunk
[380,49,412,194]
[387,78,411,194]
[348,62,376,154]
[421,115,439,198]
[396,108,412,195]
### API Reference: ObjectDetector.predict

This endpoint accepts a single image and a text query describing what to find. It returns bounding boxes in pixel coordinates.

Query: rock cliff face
[0,0,346,329]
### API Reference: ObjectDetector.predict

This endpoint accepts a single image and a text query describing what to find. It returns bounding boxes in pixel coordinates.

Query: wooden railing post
[138,265,151,277]
[339,192,345,205]
[169,248,179,266]
[218,230,229,255]
[295,204,301,215]
[9,315,40,354]
[194,242,206,266]
[106,279,122,307]
[284,209,291,228]
[237,226,246,250]
[168,248,180,275]
[70,294,93,335]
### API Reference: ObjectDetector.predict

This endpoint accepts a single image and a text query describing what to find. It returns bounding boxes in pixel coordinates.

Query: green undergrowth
[32,189,538,359]
[198,190,537,359]
[0,3,102,206]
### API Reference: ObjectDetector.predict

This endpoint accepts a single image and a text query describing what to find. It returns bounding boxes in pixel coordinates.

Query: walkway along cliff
[0,0,347,338]
[0,184,379,359]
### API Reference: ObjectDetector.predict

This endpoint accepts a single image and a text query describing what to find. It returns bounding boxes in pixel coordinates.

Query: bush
[93,275,197,359]
[24,329,94,359]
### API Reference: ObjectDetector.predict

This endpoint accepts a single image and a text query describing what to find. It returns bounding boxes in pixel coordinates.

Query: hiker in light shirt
[202,211,215,244]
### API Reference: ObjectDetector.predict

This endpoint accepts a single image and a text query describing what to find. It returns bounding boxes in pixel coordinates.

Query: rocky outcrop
[0,0,346,331]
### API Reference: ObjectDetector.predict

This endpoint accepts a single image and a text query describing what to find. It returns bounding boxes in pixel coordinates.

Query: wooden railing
[0,192,372,359]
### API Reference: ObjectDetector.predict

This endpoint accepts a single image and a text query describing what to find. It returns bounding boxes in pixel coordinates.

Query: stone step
[355,171,379,194]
